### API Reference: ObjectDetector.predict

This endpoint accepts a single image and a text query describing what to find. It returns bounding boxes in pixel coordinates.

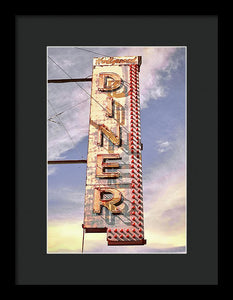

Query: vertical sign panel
[83,56,146,245]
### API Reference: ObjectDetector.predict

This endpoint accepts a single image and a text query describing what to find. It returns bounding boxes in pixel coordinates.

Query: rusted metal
[83,56,145,246]
[108,239,146,246]
[48,78,92,83]
[82,224,107,233]
[81,227,85,253]
[47,160,87,164]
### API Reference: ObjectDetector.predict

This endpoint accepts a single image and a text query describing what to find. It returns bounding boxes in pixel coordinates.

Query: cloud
[47,84,90,160]
[142,159,186,250]
[47,217,186,253]
[47,220,83,253]
[47,128,186,253]
[142,129,186,250]
[156,140,172,153]
[48,186,85,222]
[47,165,57,176]
[47,47,183,162]
[116,47,182,108]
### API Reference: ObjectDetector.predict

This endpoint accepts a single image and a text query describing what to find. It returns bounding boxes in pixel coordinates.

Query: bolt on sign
[83,56,146,245]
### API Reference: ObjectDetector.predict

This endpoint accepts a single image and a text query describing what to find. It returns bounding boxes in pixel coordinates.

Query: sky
[47,46,186,253]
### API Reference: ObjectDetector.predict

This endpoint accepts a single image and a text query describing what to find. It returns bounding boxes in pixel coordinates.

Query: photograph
[47,46,187,254]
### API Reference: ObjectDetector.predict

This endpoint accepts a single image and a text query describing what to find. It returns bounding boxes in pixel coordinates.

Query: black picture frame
[14,14,218,285]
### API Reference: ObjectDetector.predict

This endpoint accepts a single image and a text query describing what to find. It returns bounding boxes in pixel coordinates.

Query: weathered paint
[83,56,146,245]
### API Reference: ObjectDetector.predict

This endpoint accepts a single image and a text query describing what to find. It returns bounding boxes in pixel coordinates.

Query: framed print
[15,14,218,285]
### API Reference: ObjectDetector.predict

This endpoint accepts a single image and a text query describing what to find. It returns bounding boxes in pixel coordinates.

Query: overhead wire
[48,99,76,148]
[74,47,139,87]
[74,47,112,57]
[48,55,131,135]
[48,97,90,120]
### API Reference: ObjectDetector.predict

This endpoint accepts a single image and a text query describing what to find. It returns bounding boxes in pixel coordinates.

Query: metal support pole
[48,160,87,164]
[48,78,92,83]
[81,228,85,253]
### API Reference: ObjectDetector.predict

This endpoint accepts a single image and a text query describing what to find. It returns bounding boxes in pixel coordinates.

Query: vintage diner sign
[83,56,146,245]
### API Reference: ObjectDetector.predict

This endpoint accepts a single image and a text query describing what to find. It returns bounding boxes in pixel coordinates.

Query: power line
[48,56,74,81]
[48,55,131,135]
[74,47,111,57]
[48,99,76,147]
[48,97,90,120]
[48,55,93,99]
[48,118,61,124]
[74,47,137,87]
